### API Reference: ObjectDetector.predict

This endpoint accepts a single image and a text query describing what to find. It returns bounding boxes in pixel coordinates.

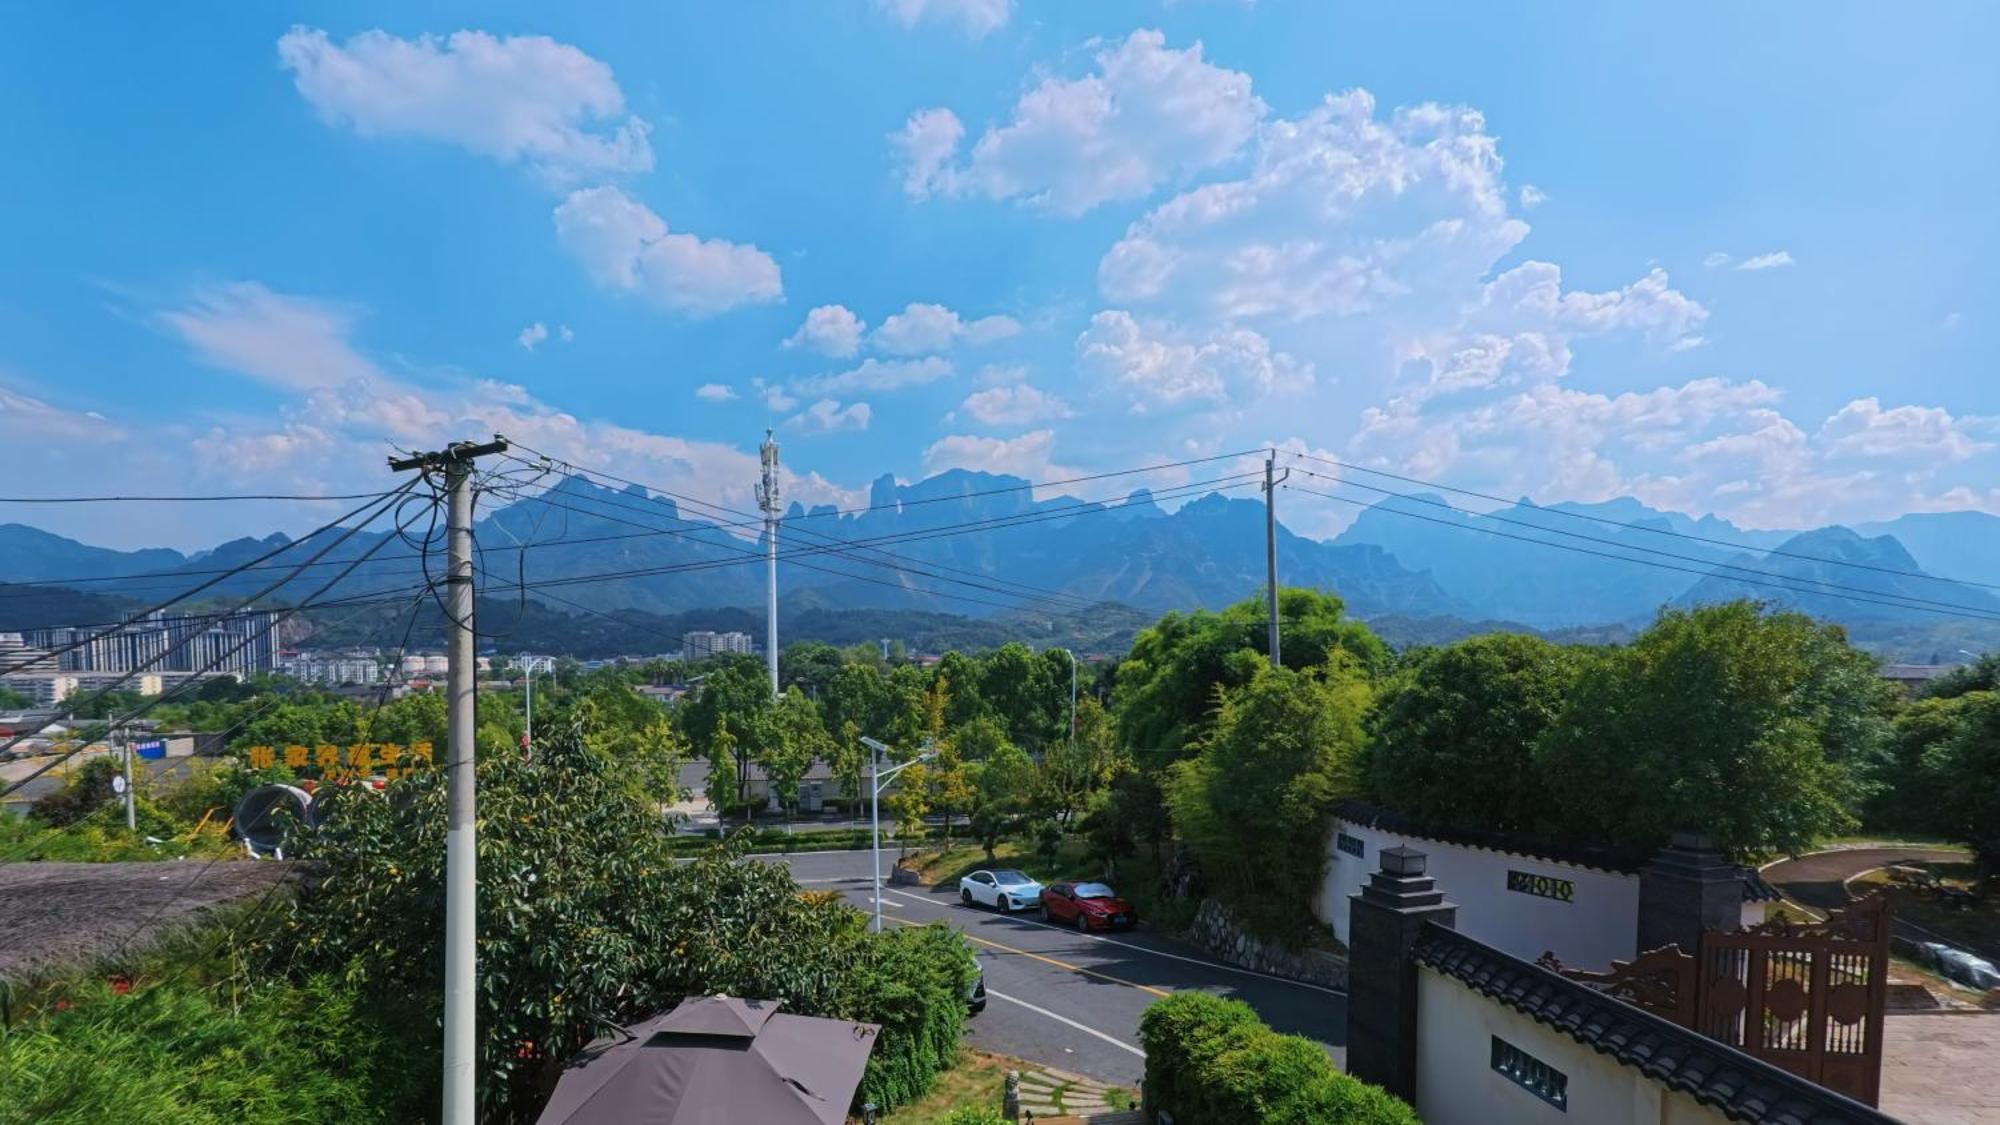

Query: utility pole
[757,429,781,696]
[119,725,135,831]
[389,436,508,1125]
[1262,452,1288,668]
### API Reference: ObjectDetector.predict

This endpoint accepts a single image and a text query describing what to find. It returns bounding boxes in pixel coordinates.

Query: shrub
[1139,993,1416,1125]
[939,1108,1010,1125]
[27,758,121,827]
[843,923,980,1111]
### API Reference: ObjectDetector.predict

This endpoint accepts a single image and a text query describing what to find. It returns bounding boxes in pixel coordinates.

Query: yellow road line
[883,915,1171,998]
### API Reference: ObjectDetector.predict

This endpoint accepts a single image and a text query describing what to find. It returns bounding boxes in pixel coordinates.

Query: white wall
[1317,817,1641,968]
[1416,967,1736,1125]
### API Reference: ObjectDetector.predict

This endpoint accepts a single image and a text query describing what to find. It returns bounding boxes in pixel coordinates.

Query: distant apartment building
[0,671,166,706]
[682,630,754,661]
[279,650,383,686]
[23,610,278,679]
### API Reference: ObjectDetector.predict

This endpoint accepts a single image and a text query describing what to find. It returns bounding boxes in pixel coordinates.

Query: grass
[873,1048,1133,1124]
[1853,860,2000,956]
[0,811,236,863]
[874,1050,1017,1123]
[1823,832,1971,850]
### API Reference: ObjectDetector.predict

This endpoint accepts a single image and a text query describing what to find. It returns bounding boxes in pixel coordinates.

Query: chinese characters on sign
[243,742,434,781]
[1506,869,1575,903]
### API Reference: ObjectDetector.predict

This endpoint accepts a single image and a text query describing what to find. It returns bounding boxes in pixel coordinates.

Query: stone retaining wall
[1184,898,1349,990]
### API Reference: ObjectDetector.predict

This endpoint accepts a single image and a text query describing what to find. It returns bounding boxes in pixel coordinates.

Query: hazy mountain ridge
[2,473,1996,660]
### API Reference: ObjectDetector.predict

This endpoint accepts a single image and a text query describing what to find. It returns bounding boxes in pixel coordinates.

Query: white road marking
[984,988,1146,1059]
[880,887,1346,997]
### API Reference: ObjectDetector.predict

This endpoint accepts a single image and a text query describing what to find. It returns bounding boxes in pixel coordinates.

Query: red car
[1039,881,1136,931]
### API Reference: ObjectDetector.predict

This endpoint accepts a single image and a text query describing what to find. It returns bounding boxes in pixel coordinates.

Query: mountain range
[2,469,1995,659]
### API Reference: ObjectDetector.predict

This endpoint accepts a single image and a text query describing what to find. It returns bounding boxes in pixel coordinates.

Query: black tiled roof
[1739,867,1786,903]
[1335,799,1656,874]
[1412,924,1897,1125]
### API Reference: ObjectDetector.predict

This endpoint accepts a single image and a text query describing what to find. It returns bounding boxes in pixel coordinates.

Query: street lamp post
[859,735,934,934]
[1053,648,1077,753]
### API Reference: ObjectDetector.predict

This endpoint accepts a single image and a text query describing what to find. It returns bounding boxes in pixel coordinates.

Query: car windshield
[991,870,1033,885]
[1073,882,1117,899]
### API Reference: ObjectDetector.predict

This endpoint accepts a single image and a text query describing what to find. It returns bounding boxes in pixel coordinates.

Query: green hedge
[1139,993,1417,1125]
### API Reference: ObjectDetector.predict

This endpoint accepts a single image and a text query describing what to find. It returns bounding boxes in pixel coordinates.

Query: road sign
[111,774,127,795]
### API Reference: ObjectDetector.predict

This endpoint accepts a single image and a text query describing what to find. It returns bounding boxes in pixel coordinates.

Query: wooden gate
[1539,895,1890,1106]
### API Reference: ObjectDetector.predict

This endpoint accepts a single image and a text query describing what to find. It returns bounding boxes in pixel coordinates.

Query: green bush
[27,758,121,827]
[843,923,980,1111]
[1139,993,1416,1125]
[0,973,430,1124]
[939,1108,1010,1125]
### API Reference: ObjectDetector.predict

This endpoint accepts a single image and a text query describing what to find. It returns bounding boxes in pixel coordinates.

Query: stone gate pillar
[1345,846,1457,1101]
[1638,832,1744,954]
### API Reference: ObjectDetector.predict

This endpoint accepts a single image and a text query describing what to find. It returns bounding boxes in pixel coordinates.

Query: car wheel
[1076,913,1090,933]
[1039,904,1050,922]
[961,888,972,905]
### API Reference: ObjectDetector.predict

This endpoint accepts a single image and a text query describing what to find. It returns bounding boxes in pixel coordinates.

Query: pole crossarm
[388,436,510,473]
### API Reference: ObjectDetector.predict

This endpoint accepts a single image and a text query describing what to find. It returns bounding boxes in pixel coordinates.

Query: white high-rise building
[682,631,754,661]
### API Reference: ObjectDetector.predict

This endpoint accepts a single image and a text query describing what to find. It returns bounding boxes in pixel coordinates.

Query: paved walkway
[1882,1013,2000,1124]
[1762,845,1972,950]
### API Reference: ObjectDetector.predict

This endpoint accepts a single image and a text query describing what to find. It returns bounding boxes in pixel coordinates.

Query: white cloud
[1076,310,1312,413]
[870,302,1021,354]
[923,428,1077,481]
[160,282,382,390]
[893,108,967,200]
[1518,184,1547,209]
[277,27,652,185]
[558,324,574,342]
[794,356,953,397]
[752,378,799,412]
[1734,250,1794,271]
[1703,251,1732,269]
[787,398,872,434]
[898,30,1265,216]
[553,186,782,315]
[1818,398,1992,463]
[874,0,1013,38]
[694,383,737,403]
[959,384,1073,426]
[1099,89,1521,320]
[785,305,866,357]
[517,322,549,350]
[0,382,125,441]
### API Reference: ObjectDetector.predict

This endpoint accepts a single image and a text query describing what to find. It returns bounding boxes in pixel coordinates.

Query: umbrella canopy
[537,996,880,1125]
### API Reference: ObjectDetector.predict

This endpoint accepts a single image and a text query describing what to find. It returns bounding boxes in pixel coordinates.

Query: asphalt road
[1762,845,1983,955]
[771,849,1345,1087]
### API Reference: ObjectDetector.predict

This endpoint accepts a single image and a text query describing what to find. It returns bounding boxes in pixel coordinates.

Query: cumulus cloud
[785,305,866,357]
[1818,398,1992,463]
[277,27,652,185]
[897,30,1264,215]
[871,302,1021,354]
[694,383,737,403]
[1076,311,1312,413]
[923,428,1077,481]
[874,0,1013,38]
[793,356,954,397]
[958,383,1073,426]
[787,398,872,434]
[1518,184,1547,209]
[517,322,549,350]
[553,186,782,315]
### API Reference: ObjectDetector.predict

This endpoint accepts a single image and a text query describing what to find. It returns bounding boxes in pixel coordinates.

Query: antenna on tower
[757,429,781,695]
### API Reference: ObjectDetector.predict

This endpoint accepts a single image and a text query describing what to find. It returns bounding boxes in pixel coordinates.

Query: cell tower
[756,429,781,695]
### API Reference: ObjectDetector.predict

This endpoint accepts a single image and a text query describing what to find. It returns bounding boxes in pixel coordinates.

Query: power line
[0,486,416,676]
[1283,450,2000,592]
[1287,465,2000,620]
[1283,481,2000,624]
[0,490,399,503]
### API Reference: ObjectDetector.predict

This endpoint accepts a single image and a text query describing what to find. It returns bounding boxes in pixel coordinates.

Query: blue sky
[2,2,1995,550]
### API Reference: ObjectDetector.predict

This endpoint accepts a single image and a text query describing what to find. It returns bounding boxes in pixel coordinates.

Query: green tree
[1539,602,1868,856]
[1919,691,2000,886]
[1114,589,1387,758]
[1165,659,1371,942]
[1869,693,1977,831]
[678,655,773,808]
[752,687,832,813]
[779,641,845,699]
[1040,696,1117,825]
[979,642,1059,751]
[969,740,1035,860]
[1366,634,1592,833]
